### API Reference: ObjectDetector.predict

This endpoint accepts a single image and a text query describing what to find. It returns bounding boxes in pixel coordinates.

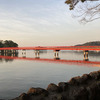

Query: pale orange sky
[0,0,100,46]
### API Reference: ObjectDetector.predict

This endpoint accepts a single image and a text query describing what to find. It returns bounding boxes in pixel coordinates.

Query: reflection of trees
[0,58,3,62]
[0,58,14,62]
[4,59,14,62]
[0,52,18,63]
[65,0,100,23]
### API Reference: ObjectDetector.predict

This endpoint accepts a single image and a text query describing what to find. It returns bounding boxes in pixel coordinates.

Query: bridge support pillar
[11,50,13,53]
[22,50,26,58]
[54,50,60,60]
[22,49,26,55]
[4,50,7,55]
[35,50,40,58]
[4,50,6,53]
[83,50,89,61]
[13,50,16,53]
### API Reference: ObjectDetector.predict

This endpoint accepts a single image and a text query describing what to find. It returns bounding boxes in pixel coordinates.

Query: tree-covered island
[0,40,18,54]
[0,40,18,48]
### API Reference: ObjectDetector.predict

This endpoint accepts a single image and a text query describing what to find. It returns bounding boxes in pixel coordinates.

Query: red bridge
[0,46,100,60]
[0,46,100,51]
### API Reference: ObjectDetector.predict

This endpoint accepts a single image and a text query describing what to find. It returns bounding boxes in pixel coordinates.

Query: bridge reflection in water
[0,55,100,67]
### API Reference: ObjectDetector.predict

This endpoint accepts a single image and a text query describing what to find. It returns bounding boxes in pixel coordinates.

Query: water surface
[0,50,100,99]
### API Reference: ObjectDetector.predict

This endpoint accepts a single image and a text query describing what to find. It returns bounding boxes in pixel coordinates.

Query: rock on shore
[12,70,100,100]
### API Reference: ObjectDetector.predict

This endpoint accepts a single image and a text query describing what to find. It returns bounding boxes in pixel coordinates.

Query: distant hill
[76,41,100,46]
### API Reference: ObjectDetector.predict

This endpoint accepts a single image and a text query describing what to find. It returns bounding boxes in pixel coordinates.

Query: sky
[0,0,100,46]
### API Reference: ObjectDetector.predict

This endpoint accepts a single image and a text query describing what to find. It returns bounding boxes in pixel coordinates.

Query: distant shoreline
[75,41,100,46]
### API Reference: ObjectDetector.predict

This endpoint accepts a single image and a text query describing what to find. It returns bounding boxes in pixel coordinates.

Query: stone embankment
[12,70,100,100]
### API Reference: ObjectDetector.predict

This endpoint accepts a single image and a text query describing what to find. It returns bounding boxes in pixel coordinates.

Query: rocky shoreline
[12,70,100,100]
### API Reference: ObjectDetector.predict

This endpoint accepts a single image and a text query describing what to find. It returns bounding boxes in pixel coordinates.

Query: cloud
[0,0,99,46]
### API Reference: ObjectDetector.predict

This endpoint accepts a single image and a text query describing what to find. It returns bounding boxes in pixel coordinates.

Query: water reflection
[0,52,18,63]
[0,51,100,99]
[0,51,100,67]
[74,50,100,56]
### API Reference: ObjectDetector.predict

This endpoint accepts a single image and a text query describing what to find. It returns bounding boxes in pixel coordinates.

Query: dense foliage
[0,40,18,48]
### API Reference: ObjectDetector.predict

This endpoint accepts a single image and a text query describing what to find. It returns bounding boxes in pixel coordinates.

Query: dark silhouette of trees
[65,0,100,23]
[0,40,18,48]
[0,41,3,47]
[76,41,100,46]
[3,40,18,47]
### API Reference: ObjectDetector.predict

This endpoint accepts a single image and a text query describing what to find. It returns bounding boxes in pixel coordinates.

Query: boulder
[77,74,91,84]
[89,71,100,80]
[72,87,88,100]
[27,87,48,96]
[47,83,60,92]
[68,76,80,85]
[58,82,68,91]
[87,81,100,100]
[12,93,29,100]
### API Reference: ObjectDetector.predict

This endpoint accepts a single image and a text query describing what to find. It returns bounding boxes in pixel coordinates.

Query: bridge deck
[0,46,100,51]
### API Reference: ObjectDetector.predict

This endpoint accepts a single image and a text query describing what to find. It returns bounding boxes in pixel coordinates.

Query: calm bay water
[0,50,100,99]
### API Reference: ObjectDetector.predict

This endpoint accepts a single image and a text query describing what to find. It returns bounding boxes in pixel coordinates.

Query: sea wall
[12,70,100,100]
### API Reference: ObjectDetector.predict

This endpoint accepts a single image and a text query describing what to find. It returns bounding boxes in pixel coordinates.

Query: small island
[0,40,18,48]
[0,40,18,54]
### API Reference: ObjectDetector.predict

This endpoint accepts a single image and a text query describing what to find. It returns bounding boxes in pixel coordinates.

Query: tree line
[0,40,18,48]
[76,41,100,46]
